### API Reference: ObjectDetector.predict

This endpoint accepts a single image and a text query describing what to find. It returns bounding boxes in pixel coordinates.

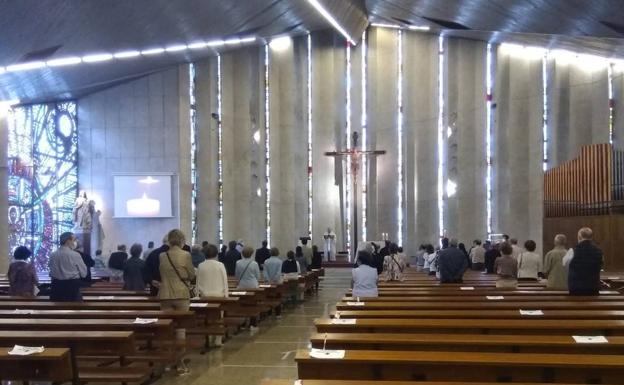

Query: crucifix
[325,131,386,259]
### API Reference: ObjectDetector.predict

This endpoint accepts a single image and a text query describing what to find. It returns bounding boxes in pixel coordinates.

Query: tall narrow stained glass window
[7,101,78,271]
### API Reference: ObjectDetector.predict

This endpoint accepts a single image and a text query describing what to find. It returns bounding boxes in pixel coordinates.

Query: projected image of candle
[126,176,160,216]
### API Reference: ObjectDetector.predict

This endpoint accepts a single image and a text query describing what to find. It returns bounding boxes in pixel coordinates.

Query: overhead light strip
[371,22,430,31]
[306,0,356,45]
[0,35,256,73]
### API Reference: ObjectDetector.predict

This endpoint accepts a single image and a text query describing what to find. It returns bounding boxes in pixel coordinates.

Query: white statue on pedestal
[323,227,336,262]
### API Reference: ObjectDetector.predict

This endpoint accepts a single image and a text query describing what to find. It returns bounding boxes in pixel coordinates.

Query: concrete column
[446,38,487,244]
[614,65,624,151]
[367,27,398,243]
[194,59,220,244]
[403,32,439,250]
[550,58,609,166]
[311,31,346,250]
[494,46,544,250]
[178,66,192,239]
[268,36,309,252]
[220,46,265,249]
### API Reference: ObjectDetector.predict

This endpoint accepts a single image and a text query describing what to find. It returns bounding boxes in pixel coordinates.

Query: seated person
[352,250,378,298]
[8,246,38,297]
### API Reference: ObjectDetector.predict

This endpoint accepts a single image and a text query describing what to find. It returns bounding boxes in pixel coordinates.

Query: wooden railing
[544,144,624,217]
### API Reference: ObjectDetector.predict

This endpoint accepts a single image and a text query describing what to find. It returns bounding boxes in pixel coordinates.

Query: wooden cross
[325,131,386,257]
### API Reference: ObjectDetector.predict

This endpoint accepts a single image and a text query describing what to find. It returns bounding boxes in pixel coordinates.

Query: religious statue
[72,191,93,232]
[323,227,336,262]
[72,191,95,257]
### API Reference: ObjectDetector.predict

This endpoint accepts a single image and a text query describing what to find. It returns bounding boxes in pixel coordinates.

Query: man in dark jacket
[143,237,169,296]
[564,227,603,295]
[437,238,468,283]
[255,240,271,271]
[223,240,241,276]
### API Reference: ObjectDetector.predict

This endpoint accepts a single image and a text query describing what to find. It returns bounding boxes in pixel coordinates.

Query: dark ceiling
[1,0,623,104]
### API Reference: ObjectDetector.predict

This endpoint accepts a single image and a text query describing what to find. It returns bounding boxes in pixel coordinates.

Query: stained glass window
[7,101,78,271]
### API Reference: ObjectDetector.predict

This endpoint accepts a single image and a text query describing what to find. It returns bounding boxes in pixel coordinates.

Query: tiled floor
[159,268,350,385]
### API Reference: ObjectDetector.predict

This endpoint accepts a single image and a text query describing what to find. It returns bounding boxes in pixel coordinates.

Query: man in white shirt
[49,232,87,302]
[469,239,486,271]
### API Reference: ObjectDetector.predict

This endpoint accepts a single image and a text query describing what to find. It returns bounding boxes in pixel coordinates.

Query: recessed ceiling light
[224,38,241,45]
[207,40,225,47]
[269,36,292,51]
[188,41,209,49]
[371,23,401,29]
[165,45,187,52]
[46,57,82,67]
[114,50,141,59]
[6,61,46,72]
[82,53,113,63]
[239,36,256,43]
[141,48,165,55]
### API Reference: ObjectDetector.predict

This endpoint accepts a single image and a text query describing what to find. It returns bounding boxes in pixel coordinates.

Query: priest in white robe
[323,227,336,262]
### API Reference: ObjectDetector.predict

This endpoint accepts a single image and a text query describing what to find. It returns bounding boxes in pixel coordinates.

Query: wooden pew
[332,309,624,320]
[349,289,621,296]
[0,347,73,382]
[341,295,624,302]
[295,349,624,383]
[309,332,624,354]
[0,331,150,384]
[315,318,624,335]
[335,300,624,311]
[263,380,618,385]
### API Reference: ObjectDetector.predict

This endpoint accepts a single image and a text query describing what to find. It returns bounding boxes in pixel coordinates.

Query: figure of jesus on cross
[325,131,385,259]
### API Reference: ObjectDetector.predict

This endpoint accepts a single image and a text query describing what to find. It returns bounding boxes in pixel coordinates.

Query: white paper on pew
[573,335,608,344]
[98,296,115,300]
[134,317,158,324]
[13,309,34,314]
[599,290,618,295]
[230,291,247,295]
[294,380,303,385]
[8,345,44,356]
[346,301,365,306]
[331,318,356,325]
[486,296,504,300]
[334,311,340,319]
[460,286,474,290]
[191,303,208,307]
[519,310,544,316]
[309,348,345,359]
[607,276,620,280]
[259,285,272,288]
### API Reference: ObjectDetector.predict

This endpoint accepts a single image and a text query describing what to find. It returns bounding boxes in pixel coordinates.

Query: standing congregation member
[484,243,501,274]
[295,246,308,274]
[158,229,195,375]
[197,244,229,297]
[223,240,241,276]
[470,239,485,271]
[564,227,603,296]
[301,238,313,267]
[236,247,260,290]
[543,234,568,290]
[282,251,300,278]
[438,238,468,283]
[196,243,228,346]
[144,235,169,296]
[494,243,518,288]
[75,240,95,286]
[190,245,205,268]
[255,240,271,270]
[425,246,438,276]
[310,245,323,269]
[352,250,378,298]
[383,243,405,281]
[517,240,542,281]
[458,243,471,269]
[123,243,146,291]
[263,247,284,284]
[108,244,128,282]
[143,241,155,260]
[510,238,522,260]
[49,232,87,301]
[8,246,38,297]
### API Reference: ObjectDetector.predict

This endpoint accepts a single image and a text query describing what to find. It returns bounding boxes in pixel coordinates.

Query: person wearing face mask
[48,232,88,302]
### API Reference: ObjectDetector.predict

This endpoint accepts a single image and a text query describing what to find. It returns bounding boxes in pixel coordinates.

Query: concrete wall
[77,66,191,255]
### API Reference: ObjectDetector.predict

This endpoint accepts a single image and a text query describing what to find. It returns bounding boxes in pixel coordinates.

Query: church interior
[1,1,624,385]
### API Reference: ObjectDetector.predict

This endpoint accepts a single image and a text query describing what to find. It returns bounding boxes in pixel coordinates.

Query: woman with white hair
[543,234,568,290]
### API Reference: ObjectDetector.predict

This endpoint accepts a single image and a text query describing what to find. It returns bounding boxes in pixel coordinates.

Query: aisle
[162,268,351,385]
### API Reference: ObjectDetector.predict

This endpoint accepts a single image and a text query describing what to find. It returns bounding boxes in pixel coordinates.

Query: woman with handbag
[158,229,195,375]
